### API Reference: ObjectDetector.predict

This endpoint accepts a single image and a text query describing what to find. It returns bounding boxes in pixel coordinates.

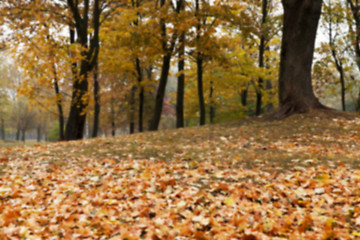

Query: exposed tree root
[272,99,331,120]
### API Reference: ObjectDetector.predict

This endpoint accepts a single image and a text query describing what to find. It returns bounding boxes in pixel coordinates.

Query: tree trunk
[196,56,206,125]
[176,32,185,128]
[241,87,248,106]
[347,1,360,110]
[1,118,5,141]
[111,121,115,136]
[195,0,206,125]
[256,0,268,116]
[265,79,274,112]
[129,85,136,134]
[16,125,20,141]
[92,62,100,137]
[65,0,101,140]
[37,125,41,142]
[65,66,89,140]
[110,97,116,136]
[209,81,215,123]
[176,0,185,128]
[276,0,327,117]
[149,0,178,131]
[149,54,172,131]
[327,0,346,111]
[339,69,346,111]
[53,65,65,141]
[135,58,144,132]
[21,129,25,142]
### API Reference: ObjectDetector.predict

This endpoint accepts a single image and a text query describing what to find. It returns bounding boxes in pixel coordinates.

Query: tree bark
[330,46,346,111]
[1,118,5,141]
[92,62,100,137]
[176,9,185,128]
[149,0,178,131]
[195,0,206,125]
[37,125,41,142]
[346,0,360,110]
[149,54,172,131]
[209,81,215,123]
[276,0,327,117]
[53,65,65,141]
[135,58,144,132]
[65,0,101,140]
[256,0,268,116]
[21,129,25,142]
[241,87,248,106]
[196,56,206,125]
[265,79,274,112]
[111,98,116,136]
[111,121,115,136]
[327,0,346,111]
[129,85,136,134]
[16,124,20,141]
[176,0,185,128]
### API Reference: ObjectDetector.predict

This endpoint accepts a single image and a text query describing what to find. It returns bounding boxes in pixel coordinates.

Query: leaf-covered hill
[0,111,360,239]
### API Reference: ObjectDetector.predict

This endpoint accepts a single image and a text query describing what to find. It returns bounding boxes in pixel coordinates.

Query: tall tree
[149,0,178,131]
[276,0,327,117]
[176,0,185,128]
[65,0,101,140]
[195,0,206,125]
[92,61,100,137]
[346,0,360,110]
[323,0,348,111]
[256,0,269,116]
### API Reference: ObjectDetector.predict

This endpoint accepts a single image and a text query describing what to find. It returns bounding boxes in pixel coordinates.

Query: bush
[47,122,60,142]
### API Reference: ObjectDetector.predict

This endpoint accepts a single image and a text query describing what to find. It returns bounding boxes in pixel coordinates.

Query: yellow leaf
[224,198,235,205]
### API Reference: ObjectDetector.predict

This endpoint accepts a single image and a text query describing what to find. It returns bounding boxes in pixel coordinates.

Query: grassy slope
[0,110,360,239]
[23,110,358,171]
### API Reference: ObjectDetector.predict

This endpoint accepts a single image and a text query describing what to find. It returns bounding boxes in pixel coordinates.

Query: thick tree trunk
[149,54,172,131]
[176,32,185,128]
[276,0,327,117]
[65,0,100,140]
[65,67,89,140]
[92,62,100,137]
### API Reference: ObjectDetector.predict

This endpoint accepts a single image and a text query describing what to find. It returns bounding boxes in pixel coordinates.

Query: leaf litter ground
[0,111,360,239]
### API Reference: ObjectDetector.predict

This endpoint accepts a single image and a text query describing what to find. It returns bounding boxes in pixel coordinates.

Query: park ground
[0,110,360,239]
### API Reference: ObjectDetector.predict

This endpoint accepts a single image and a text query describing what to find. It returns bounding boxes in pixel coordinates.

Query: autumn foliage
[0,114,359,239]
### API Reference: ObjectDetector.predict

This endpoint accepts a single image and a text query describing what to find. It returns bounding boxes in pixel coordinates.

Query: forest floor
[0,110,360,239]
